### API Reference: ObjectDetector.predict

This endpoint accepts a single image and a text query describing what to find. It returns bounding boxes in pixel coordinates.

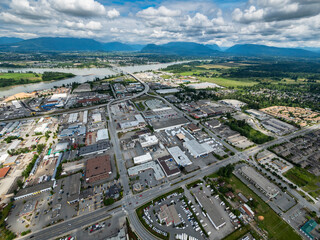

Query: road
[18,69,320,240]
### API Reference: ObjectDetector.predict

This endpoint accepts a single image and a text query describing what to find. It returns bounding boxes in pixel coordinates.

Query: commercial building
[238,166,279,199]
[119,114,146,132]
[3,156,18,166]
[156,88,180,94]
[85,155,112,183]
[139,134,158,148]
[300,220,317,240]
[66,173,82,204]
[128,161,165,181]
[219,99,246,110]
[187,123,200,132]
[0,167,10,178]
[205,119,221,129]
[183,140,214,158]
[145,99,172,112]
[68,113,78,123]
[92,113,102,123]
[14,181,54,200]
[167,146,192,167]
[240,204,255,217]
[158,204,182,226]
[133,153,152,165]
[194,190,226,230]
[157,155,181,178]
[188,82,222,89]
[152,117,189,132]
[79,141,111,156]
[96,128,109,142]
[55,142,69,152]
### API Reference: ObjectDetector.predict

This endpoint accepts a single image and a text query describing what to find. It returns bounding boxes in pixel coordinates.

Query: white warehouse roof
[96,128,109,142]
[167,146,192,167]
[133,152,152,164]
[128,161,165,181]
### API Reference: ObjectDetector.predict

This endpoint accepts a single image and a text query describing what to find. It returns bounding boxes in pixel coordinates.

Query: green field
[198,76,258,87]
[222,225,250,240]
[228,175,302,240]
[0,71,74,88]
[0,72,42,81]
[284,167,320,198]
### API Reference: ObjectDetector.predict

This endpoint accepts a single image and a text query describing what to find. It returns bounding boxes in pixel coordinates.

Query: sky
[0,0,320,47]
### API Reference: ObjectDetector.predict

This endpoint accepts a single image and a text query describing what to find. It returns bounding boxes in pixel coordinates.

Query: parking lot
[143,192,203,240]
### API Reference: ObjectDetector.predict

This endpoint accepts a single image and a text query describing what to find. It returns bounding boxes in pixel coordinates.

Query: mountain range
[0,37,319,58]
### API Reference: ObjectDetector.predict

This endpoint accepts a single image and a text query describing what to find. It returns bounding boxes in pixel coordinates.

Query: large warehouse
[238,166,279,199]
[167,146,192,167]
[183,140,214,158]
[85,155,112,183]
[194,190,226,230]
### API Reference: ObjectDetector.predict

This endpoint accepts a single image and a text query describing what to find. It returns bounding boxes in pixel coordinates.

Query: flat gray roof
[151,117,189,131]
[194,190,225,229]
[239,166,279,198]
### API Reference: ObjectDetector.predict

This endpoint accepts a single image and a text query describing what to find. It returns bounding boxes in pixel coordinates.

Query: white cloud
[51,0,106,17]
[137,6,181,18]
[107,8,120,19]
[64,20,102,30]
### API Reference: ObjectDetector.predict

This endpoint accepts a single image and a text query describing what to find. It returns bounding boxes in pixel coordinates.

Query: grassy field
[198,77,258,87]
[0,72,42,81]
[222,225,250,240]
[228,175,302,240]
[198,64,232,69]
[284,167,320,197]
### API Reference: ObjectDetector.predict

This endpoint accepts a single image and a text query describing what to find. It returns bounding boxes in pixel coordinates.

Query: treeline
[225,118,274,144]
[42,72,75,81]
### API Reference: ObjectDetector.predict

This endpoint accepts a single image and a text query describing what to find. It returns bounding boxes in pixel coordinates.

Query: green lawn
[284,167,320,197]
[229,175,302,240]
[198,77,257,88]
[0,72,42,81]
[222,225,250,240]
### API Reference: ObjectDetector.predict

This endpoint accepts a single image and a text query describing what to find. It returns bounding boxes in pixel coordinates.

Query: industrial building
[68,113,78,123]
[152,117,189,132]
[219,99,246,110]
[167,146,192,167]
[187,82,222,89]
[145,99,172,112]
[14,181,54,200]
[238,166,279,199]
[92,113,102,123]
[183,140,214,158]
[55,142,69,152]
[133,153,152,164]
[59,124,86,137]
[0,166,10,178]
[127,161,165,181]
[158,204,182,226]
[119,114,146,132]
[66,173,82,204]
[79,141,111,156]
[139,134,158,148]
[85,155,112,183]
[156,88,180,94]
[240,204,255,217]
[34,123,49,134]
[157,155,181,178]
[96,128,109,142]
[194,190,226,230]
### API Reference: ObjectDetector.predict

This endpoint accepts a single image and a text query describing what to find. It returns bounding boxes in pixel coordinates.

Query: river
[0,62,181,97]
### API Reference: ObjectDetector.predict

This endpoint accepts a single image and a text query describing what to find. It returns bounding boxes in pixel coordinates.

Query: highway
[17,69,320,240]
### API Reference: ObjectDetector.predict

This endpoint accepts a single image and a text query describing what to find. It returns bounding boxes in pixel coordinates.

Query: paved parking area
[144,192,204,240]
